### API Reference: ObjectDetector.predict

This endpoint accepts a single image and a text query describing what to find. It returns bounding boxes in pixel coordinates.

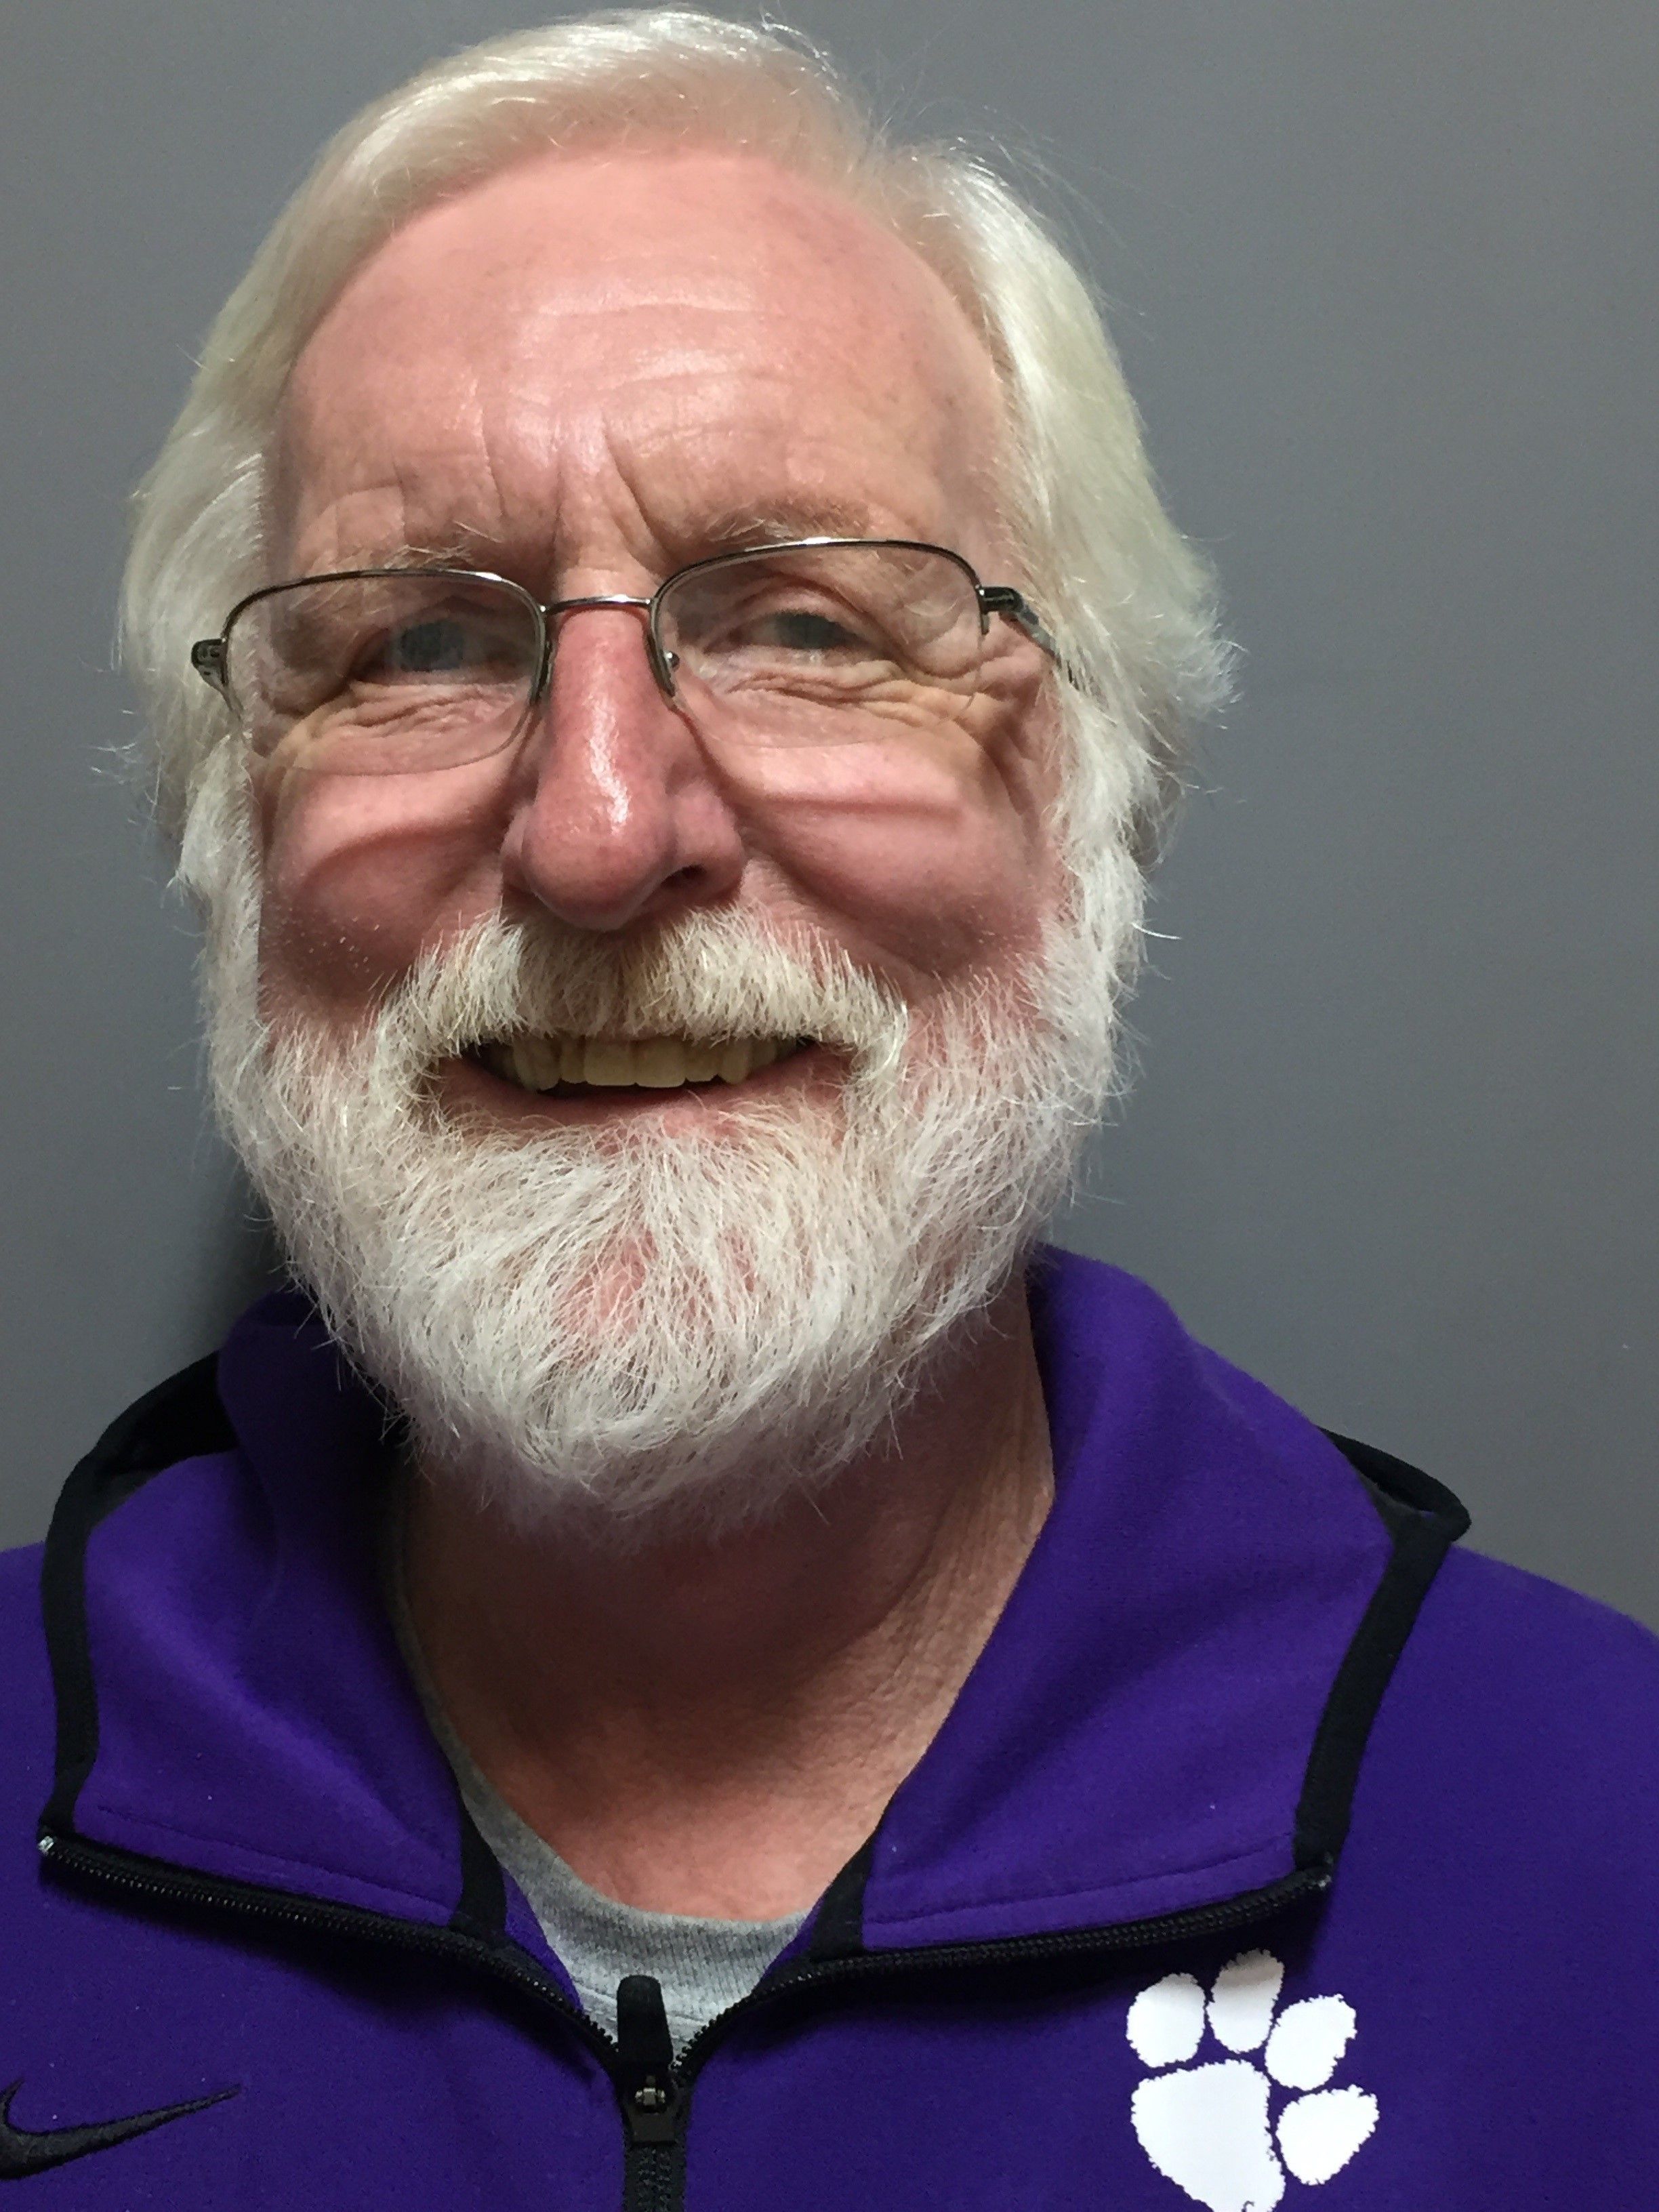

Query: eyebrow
[688,495,885,553]
[357,532,495,573]
[308,497,898,588]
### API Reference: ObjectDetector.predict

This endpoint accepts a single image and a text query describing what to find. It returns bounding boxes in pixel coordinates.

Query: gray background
[3,2,1655,1620]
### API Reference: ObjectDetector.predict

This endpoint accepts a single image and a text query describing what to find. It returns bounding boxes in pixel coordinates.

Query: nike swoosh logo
[0,2077,238,2179]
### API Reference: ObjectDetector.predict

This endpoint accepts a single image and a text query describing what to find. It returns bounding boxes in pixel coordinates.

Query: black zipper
[678,1860,1334,2074]
[41,1824,1330,2212]
[615,1975,685,2212]
[37,1828,617,2060]
[619,1859,1335,2209]
[37,1353,1466,2212]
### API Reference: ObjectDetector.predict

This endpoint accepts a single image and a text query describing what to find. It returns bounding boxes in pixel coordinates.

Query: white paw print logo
[1127,1949,1378,2211]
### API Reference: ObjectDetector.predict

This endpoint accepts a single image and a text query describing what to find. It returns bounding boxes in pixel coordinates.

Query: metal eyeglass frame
[189,536,1057,728]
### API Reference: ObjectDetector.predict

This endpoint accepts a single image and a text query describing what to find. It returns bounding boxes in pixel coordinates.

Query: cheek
[731,708,1063,984]
[254,763,508,1016]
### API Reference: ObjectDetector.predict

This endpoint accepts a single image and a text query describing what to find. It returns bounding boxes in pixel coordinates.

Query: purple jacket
[3,1248,1656,2209]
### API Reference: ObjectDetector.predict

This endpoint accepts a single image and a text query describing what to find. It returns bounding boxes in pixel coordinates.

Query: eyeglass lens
[225,543,989,775]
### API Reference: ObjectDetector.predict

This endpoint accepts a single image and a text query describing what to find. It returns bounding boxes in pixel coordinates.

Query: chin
[207,895,1117,1543]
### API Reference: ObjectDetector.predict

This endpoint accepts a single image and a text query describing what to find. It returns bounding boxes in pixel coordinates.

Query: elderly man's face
[256,146,1061,1113]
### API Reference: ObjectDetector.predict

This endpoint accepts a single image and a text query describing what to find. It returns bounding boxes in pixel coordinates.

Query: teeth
[516,1035,560,1089]
[634,1039,689,1088]
[583,1040,636,1087]
[484,1035,802,1094]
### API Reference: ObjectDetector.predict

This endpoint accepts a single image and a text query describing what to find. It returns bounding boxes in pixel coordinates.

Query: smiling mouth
[470,1033,813,1095]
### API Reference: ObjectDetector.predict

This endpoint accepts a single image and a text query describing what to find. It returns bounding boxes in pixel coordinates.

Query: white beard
[198,775,1135,1540]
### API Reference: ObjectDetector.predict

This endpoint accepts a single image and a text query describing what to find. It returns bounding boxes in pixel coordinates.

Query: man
[4,13,1655,2209]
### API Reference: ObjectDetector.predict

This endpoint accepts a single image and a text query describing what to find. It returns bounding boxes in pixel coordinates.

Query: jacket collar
[39,1252,1467,1956]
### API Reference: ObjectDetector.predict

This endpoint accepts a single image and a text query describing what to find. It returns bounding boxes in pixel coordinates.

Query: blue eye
[754,610,861,654]
[379,617,476,675]
[350,609,527,687]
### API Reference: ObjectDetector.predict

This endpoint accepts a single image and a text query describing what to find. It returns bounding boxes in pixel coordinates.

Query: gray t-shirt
[390,1553,804,2052]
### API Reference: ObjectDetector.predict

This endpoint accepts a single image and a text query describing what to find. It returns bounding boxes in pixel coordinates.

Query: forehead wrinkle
[276,146,1012,587]
[275,361,970,591]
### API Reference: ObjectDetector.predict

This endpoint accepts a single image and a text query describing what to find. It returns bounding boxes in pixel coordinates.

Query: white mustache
[367,905,911,1086]
[194,733,1136,1537]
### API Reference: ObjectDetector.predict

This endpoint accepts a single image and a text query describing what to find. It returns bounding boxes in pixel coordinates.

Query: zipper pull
[615,1975,680,2146]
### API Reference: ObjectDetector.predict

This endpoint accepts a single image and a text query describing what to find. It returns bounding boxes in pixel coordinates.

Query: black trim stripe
[34,1369,1473,2212]
[451,1801,508,1940]
[35,1353,506,1945]
[804,1833,876,1963]
[800,1433,1471,1955]
[41,1357,234,1839]
[1295,1431,1472,1869]
[39,1358,1471,1984]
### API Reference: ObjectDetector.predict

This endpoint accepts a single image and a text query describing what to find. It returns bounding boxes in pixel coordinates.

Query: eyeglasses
[190,537,1053,776]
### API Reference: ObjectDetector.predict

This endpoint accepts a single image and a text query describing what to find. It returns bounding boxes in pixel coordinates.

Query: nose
[498,605,746,933]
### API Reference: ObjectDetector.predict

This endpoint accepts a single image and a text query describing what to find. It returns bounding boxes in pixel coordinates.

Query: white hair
[119,10,1230,1531]
[122,6,1227,911]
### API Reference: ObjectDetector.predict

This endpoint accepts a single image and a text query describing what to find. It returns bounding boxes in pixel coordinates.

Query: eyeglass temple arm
[978,584,1058,660]
[191,638,231,699]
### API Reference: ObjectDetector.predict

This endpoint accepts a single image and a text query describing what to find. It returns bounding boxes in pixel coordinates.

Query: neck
[404,1275,1053,1919]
